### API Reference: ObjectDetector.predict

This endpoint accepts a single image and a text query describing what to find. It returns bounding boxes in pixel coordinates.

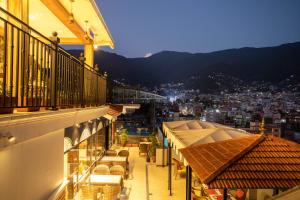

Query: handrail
[0,6,53,44]
[0,7,107,109]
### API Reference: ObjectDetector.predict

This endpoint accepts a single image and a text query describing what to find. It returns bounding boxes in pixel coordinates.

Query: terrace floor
[124,147,186,200]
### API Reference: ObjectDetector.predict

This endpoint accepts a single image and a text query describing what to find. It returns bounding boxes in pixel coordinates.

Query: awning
[121,104,141,114]
[163,120,249,164]
[103,105,123,120]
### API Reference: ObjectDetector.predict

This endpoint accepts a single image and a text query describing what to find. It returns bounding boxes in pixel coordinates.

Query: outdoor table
[99,156,127,169]
[89,174,123,186]
[88,175,123,199]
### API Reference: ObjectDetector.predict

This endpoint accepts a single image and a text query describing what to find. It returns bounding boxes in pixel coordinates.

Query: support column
[50,32,60,110]
[7,0,29,106]
[7,0,29,23]
[168,140,172,196]
[112,120,116,144]
[84,44,94,67]
[186,165,192,200]
[105,125,109,150]
[162,132,166,167]
[223,188,228,200]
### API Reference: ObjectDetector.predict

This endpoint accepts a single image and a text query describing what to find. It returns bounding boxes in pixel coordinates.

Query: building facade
[0,1,117,199]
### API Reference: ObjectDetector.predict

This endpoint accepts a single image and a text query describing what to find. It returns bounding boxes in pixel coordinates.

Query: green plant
[120,128,128,146]
[149,133,158,156]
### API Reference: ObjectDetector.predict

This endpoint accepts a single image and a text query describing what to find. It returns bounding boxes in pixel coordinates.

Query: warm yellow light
[8,136,15,143]
[93,44,98,50]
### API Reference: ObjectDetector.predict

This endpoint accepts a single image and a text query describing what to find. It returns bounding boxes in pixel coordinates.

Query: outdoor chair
[105,150,118,156]
[191,186,206,200]
[192,172,201,186]
[110,165,126,178]
[118,150,129,158]
[139,143,148,156]
[93,164,110,175]
[118,150,130,169]
[80,184,94,199]
[172,158,186,179]
[102,185,114,200]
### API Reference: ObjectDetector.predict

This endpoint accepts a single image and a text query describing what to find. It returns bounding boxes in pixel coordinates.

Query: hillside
[68,42,300,92]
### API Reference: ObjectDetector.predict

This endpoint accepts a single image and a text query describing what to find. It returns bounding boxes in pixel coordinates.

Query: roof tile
[180,135,300,189]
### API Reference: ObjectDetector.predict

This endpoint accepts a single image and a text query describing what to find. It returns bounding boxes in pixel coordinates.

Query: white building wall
[0,129,64,200]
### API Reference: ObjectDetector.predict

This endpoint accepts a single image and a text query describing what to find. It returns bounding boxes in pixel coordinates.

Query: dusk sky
[94,0,300,58]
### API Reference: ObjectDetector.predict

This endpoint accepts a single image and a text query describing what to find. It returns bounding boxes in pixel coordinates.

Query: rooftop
[180,135,300,189]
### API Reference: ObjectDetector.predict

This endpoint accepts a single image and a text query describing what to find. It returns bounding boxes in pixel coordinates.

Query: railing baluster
[2,21,7,107]
[47,47,51,107]
[26,35,30,107]
[15,28,20,107]
[20,31,25,107]
[67,57,70,106]
[52,38,59,109]
[35,40,39,107]
[31,38,35,107]
[40,43,44,107]
[63,54,66,106]
[42,45,47,107]
[9,25,14,107]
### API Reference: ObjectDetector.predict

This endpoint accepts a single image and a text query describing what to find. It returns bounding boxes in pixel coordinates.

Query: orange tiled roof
[107,105,123,117]
[180,135,300,189]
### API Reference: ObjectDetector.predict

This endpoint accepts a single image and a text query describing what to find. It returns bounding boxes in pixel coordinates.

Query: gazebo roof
[180,135,300,189]
[163,120,249,162]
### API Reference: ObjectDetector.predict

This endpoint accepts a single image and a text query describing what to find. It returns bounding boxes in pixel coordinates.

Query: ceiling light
[8,135,16,143]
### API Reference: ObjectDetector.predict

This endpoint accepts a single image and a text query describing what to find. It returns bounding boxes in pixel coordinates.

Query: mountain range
[68,42,300,92]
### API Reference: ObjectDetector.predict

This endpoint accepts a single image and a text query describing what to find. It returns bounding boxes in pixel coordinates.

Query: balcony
[0,7,107,113]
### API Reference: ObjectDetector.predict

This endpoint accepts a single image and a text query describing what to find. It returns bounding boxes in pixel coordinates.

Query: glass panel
[64,147,79,199]
[78,140,89,177]
[95,128,105,160]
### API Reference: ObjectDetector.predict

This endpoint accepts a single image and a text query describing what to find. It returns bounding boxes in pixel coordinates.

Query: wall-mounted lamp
[0,132,16,149]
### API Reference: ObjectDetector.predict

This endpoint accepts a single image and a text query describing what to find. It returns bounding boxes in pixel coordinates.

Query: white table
[89,175,122,186]
[88,175,123,199]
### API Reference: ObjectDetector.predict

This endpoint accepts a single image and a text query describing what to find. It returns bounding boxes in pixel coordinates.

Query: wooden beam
[60,38,84,45]
[41,0,91,44]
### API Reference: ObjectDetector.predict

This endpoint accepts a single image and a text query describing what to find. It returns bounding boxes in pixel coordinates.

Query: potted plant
[120,128,128,147]
[149,133,158,162]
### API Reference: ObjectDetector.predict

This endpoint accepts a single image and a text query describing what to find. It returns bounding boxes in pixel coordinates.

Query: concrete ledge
[0,106,109,147]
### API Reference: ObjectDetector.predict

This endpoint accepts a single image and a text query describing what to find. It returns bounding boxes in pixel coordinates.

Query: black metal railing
[0,7,106,110]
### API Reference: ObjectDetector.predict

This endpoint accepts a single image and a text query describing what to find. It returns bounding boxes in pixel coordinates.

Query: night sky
[95,0,300,58]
